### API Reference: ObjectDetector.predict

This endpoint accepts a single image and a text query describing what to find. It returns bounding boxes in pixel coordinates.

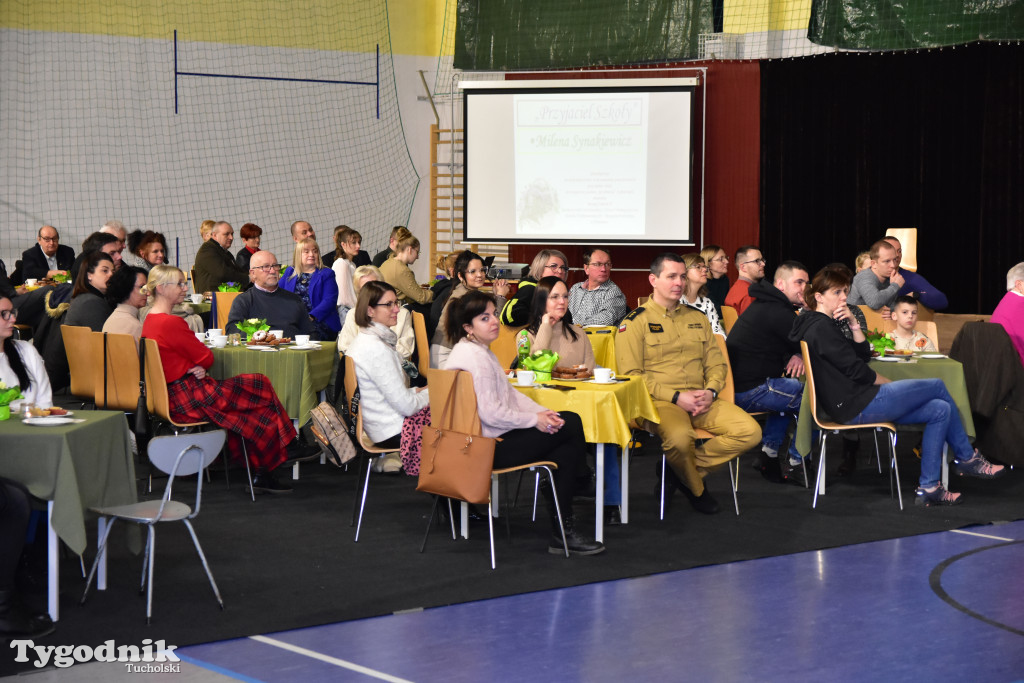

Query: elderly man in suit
[21,226,74,280]
[193,221,249,293]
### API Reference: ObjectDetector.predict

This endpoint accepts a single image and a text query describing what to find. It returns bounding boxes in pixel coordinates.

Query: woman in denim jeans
[790,266,1004,506]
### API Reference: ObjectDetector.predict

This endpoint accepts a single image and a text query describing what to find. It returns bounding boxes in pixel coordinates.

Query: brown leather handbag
[416,371,496,504]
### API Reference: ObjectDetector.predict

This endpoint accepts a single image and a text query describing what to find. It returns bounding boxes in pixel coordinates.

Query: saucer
[587,379,618,384]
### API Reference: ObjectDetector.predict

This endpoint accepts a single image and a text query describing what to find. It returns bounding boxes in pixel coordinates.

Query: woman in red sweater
[140,265,296,494]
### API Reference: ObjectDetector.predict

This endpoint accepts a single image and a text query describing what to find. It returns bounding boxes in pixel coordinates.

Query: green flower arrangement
[235,318,270,341]
[0,381,24,421]
[51,273,70,283]
[865,328,895,355]
[217,282,242,292]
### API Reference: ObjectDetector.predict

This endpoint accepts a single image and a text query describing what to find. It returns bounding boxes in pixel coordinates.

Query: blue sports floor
[176,520,1024,682]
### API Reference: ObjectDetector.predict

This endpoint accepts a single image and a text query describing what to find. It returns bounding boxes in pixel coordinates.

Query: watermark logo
[10,638,180,670]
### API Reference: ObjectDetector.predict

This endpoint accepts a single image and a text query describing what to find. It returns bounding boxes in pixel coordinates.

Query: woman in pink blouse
[444,291,603,556]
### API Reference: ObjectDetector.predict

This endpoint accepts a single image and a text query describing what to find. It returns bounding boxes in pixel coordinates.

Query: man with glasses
[226,250,316,339]
[193,221,249,293]
[568,248,628,326]
[21,225,74,281]
[725,245,766,315]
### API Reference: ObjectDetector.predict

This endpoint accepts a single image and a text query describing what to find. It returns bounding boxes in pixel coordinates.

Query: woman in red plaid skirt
[141,265,296,494]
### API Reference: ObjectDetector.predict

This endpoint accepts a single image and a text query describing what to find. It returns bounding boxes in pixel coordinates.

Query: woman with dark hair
[346,281,430,474]
[142,265,299,494]
[281,238,341,340]
[790,266,1004,506]
[500,249,569,327]
[126,230,167,271]
[444,291,604,555]
[331,226,362,322]
[102,266,149,340]
[518,276,593,368]
[430,250,509,368]
[66,251,116,331]
[681,253,726,338]
[235,223,262,271]
[0,296,52,409]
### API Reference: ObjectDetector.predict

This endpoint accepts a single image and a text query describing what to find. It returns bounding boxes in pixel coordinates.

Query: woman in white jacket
[345,281,430,475]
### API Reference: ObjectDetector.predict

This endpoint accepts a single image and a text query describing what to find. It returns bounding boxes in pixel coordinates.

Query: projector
[488,263,530,280]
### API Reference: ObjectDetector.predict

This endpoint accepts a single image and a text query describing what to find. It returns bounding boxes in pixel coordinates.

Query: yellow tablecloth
[584,327,618,370]
[512,376,658,449]
[0,410,136,555]
[210,342,337,425]
[795,355,976,456]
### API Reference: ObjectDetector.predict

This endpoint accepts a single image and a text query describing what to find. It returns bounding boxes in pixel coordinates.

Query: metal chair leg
[812,433,828,508]
[728,460,739,515]
[183,519,224,610]
[890,432,903,510]
[541,466,569,558]
[659,454,667,521]
[354,456,373,541]
[420,495,441,553]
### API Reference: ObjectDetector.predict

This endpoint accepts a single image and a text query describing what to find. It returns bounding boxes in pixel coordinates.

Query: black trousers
[493,411,585,516]
[0,478,31,588]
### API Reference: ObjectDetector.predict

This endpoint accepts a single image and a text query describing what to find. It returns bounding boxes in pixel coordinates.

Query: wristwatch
[672,391,680,405]
[707,388,718,400]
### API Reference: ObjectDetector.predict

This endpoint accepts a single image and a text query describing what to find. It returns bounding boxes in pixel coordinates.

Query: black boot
[250,468,293,494]
[0,589,55,638]
[541,481,605,556]
[838,436,858,477]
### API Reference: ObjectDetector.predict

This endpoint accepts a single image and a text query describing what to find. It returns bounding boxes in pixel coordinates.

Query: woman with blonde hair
[141,265,301,494]
[700,244,730,317]
[280,238,341,340]
[681,252,726,337]
[379,232,432,311]
[500,248,569,327]
[199,219,215,242]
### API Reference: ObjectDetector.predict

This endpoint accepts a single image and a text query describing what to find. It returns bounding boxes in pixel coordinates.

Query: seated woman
[346,281,431,475]
[427,251,459,338]
[125,230,167,272]
[281,238,341,341]
[66,251,116,331]
[337,266,415,359]
[790,265,1004,506]
[500,249,569,327]
[681,253,726,337]
[700,244,730,318]
[331,226,362,324]
[235,223,262,271]
[0,296,52,410]
[102,266,149,340]
[141,265,299,494]
[430,250,509,368]
[445,291,604,555]
[379,233,432,315]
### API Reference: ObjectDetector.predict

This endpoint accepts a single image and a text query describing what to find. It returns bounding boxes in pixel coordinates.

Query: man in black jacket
[21,225,75,280]
[726,261,810,483]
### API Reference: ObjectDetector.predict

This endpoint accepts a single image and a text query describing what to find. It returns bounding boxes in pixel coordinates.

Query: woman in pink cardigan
[444,291,604,556]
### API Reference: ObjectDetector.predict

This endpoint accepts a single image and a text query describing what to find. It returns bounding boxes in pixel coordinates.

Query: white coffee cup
[206,328,223,339]
[269,329,284,339]
[294,334,311,347]
[190,293,204,304]
[517,370,535,386]
[593,368,616,383]
[24,278,38,287]
[195,332,206,343]
[211,335,228,348]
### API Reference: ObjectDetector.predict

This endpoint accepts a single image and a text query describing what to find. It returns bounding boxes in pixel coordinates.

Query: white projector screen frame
[461,78,698,246]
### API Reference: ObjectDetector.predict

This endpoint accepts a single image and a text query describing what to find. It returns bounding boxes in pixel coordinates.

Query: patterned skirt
[166,373,295,470]
[399,406,431,476]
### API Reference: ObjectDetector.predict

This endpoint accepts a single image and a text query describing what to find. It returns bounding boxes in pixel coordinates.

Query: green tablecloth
[0,410,136,555]
[795,356,975,456]
[209,342,337,425]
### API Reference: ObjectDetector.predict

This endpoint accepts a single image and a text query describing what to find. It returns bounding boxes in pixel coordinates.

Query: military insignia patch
[648,323,664,333]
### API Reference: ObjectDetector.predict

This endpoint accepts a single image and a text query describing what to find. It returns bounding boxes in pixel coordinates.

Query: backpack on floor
[310,401,358,466]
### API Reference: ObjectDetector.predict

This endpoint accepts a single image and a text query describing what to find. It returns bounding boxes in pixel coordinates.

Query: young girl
[889,295,937,352]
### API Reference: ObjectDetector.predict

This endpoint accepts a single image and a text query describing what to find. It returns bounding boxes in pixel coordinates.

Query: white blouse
[0,340,53,409]
[681,295,727,338]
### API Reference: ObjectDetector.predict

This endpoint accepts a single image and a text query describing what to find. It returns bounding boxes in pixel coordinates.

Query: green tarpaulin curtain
[454,0,715,71]
[809,0,1024,50]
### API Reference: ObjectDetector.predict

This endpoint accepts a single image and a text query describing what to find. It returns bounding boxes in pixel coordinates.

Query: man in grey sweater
[848,239,904,319]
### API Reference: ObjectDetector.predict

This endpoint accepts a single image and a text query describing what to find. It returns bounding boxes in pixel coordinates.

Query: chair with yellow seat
[214,291,240,331]
[799,340,902,509]
[721,305,739,334]
[93,332,140,412]
[61,325,99,407]
[411,311,430,375]
[490,324,525,369]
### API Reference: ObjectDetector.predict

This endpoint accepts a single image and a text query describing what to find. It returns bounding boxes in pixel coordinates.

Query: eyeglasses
[709,256,728,263]
[252,264,282,272]
[0,308,18,321]
[688,264,709,272]
[587,262,612,269]
[373,301,401,309]
[545,264,569,272]
[739,258,765,266]
[39,236,59,242]
[162,281,188,289]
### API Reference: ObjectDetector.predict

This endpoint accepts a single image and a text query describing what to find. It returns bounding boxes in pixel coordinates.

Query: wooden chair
[411,311,430,375]
[637,296,649,307]
[81,430,227,623]
[142,338,255,501]
[490,324,525,370]
[344,355,397,541]
[93,332,140,412]
[721,305,739,334]
[799,341,902,509]
[214,291,240,331]
[419,368,568,568]
[61,325,99,406]
[859,305,887,335]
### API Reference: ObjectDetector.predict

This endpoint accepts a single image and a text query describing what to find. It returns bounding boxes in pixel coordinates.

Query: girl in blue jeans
[790,266,1004,505]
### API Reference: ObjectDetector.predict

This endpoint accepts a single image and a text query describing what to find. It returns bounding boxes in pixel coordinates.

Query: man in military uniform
[617,253,761,514]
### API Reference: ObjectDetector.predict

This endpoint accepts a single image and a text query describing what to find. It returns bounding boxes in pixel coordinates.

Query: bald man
[226,250,316,339]
[290,221,315,243]
[21,226,74,280]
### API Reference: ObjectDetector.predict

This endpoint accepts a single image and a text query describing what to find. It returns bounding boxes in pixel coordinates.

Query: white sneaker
[371,452,402,474]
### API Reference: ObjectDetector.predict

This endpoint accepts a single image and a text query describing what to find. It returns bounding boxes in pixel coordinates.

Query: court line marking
[249,635,413,682]
[175,654,266,683]
[950,529,1014,542]
[930,540,1024,637]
